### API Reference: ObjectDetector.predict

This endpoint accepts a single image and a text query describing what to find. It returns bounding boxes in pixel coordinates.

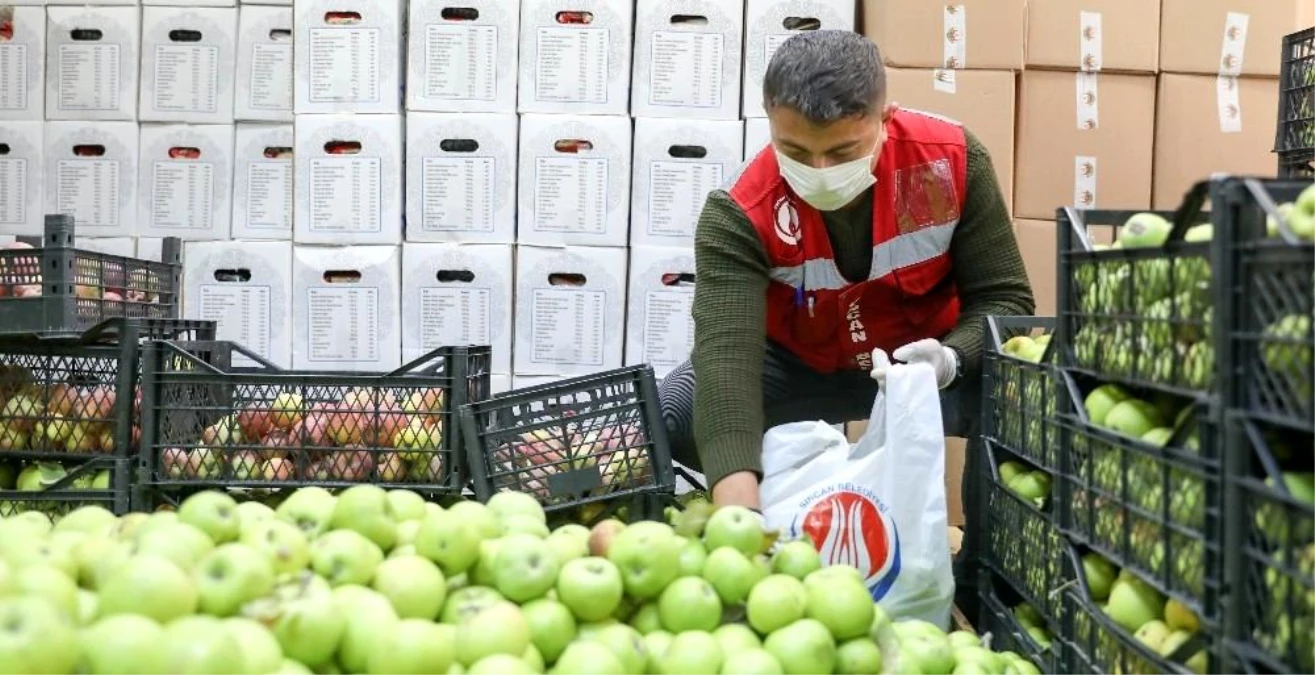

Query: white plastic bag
[760,362,955,628]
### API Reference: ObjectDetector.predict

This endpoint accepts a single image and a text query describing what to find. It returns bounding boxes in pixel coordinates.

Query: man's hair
[762,31,886,124]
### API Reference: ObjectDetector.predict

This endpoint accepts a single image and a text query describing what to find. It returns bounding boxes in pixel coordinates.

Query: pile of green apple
[0,487,1042,675]
[991,459,1063,619]
[995,334,1055,460]
[1265,182,1315,242]
[1249,472,1315,670]
[1073,550,1207,674]
[0,460,113,517]
[1071,213,1214,390]
[1009,603,1053,657]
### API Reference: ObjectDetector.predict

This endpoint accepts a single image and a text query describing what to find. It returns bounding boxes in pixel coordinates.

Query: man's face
[767,103,895,170]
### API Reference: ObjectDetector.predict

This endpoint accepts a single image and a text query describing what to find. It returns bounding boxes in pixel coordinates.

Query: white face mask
[776,147,877,211]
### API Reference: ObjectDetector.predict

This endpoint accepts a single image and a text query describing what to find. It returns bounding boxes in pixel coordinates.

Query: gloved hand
[870,339,959,390]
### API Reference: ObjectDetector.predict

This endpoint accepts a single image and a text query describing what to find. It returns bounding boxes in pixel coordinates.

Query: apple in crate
[269,393,304,431]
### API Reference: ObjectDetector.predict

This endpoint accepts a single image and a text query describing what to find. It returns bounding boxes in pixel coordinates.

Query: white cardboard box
[406,0,519,113]
[517,0,633,115]
[143,0,236,8]
[45,7,141,121]
[631,117,743,248]
[76,237,136,257]
[0,7,45,121]
[490,374,511,395]
[235,6,293,122]
[139,8,238,124]
[137,123,234,240]
[237,0,289,7]
[294,114,403,245]
[742,0,855,118]
[625,246,695,377]
[744,117,770,161]
[294,0,402,115]
[184,240,293,368]
[405,113,518,243]
[631,0,744,120]
[136,237,168,262]
[512,374,562,389]
[292,244,402,372]
[401,242,514,374]
[517,114,632,247]
[232,123,294,240]
[0,121,43,236]
[43,121,137,237]
[513,244,626,376]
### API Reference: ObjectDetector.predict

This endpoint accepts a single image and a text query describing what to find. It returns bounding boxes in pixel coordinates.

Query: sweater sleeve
[941,130,1037,379]
[689,189,772,489]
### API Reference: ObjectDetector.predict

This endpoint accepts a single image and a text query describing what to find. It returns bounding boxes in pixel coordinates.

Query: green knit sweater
[690,130,1035,488]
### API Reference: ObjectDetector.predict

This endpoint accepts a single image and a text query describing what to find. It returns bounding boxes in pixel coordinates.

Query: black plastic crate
[1056,203,1216,397]
[139,341,490,494]
[0,456,130,517]
[1056,370,1223,621]
[979,569,1060,674]
[983,315,1059,469]
[1275,28,1314,158]
[984,439,1065,620]
[1278,149,1314,179]
[0,215,183,339]
[1224,414,1315,674]
[459,366,676,515]
[1217,178,1314,432]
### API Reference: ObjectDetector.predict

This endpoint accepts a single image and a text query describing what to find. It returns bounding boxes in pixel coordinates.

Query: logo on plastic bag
[791,483,902,600]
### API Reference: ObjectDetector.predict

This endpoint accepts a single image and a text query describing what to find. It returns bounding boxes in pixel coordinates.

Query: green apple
[468,655,536,675]
[447,501,503,540]
[704,506,768,556]
[678,536,709,577]
[1105,577,1166,632]
[608,523,682,599]
[279,659,312,674]
[440,586,505,624]
[748,574,808,635]
[578,619,621,641]
[161,616,245,674]
[501,515,551,539]
[1158,630,1207,674]
[240,519,312,576]
[330,485,400,551]
[367,619,455,675]
[522,598,577,664]
[997,461,1027,485]
[1164,598,1199,633]
[1084,384,1131,427]
[487,491,547,525]
[803,565,865,589]
[659,576,723,632]
[703,546,767,605]
[722,649,785,675]
[888,620,954,675]
[557,555,624,622]
[629,602,662,634]
[0,596,78,674]
[643,631,674,670]
[243,571,345,669]
[395,520,422,548]
[471,538,504,588]
[1119,213,1172,248]
[765,618,837,675]
[658,630,725,674]
[455,601,531,667]
[310,529,384,586]
[1081,553,1116,603]
[178,490,242,544]
[53,505,117,536]
[1133,619,1171,651]
[387,490,429,523]
[132,521,216,571]
[1006,471,1052,508]
[191,544,275,621]
[80,614,167,674]
[372,554,446,619]
[99,554,197,622]
[523,643,546,673]
[334,585,400,674]
[805,574,875,641]
[415,509,482,577]
[546,526,591,567]
[591,623,649,674]
[836,638,882,674]
[715,623,762,653]
[237,501,276,528]
[551,640,626,675]
[494,533,559,603]
[226,617,285,674]
[771,540,822,580]
[276,487,338,538]
[1103,399,1165,439]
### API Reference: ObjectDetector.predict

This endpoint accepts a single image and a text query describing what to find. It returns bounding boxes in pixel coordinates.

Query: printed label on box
[307,286,379,362]
[249,43,292,112]
[247,161,291,230]
[58,43,120,112]
[533,155,608,234]
[530,287,606,366]
[310,157,381,232]
[152,43,220,114]
[420,285,491,347]
[425,24,497,101]
[151,160,215,229]
[58,158,122,227]
[46,8,139,121]
[648,30,724,109]
[233,124,293,238]
[535,26,608,104]
[199,284,272,360]
[422,157,495,231]
[514,245,626,374]
[309,26,380,103]
[648,160,722,237]
[0,156,28,227]
[0,6,44,119]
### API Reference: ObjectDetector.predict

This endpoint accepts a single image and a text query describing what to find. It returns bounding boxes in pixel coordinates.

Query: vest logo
[792,486,902,601]
[773,196,801,247]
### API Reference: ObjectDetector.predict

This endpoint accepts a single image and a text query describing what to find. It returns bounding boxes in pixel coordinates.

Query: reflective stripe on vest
[768,219,958,290]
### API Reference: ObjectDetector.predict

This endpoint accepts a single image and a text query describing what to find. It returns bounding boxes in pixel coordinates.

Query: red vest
[728,109,968,374]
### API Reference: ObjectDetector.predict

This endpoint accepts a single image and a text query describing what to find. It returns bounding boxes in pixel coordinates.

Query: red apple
[378,452,407,482]
[299,402,336,448]
[263,458,295,481]
[13,284,41,297]
[258,427,299,461]
[371,410,409,448]
[328,412,365,446]
[330,449,376,481]
[161,448,189,479]
[236,406,272,441]
[44,384,76,417]
[98,428,115,454]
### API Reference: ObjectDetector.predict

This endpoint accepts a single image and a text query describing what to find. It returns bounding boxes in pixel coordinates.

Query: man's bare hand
[711,471,761,510]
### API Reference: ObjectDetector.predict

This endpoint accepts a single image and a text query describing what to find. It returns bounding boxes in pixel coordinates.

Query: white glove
[871,339,959,390]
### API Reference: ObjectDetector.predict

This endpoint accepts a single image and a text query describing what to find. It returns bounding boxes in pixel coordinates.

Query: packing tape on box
[1079,10,1103,72]
[1074,156,1098,210]
[932,68,957,94]
[1076,72,1099,130]
[1216,75,1244,134]
[943,4,967,68]
[1219,11,1249,76]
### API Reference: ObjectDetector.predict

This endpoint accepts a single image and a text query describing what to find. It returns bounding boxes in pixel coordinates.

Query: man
[657,30,1034,616]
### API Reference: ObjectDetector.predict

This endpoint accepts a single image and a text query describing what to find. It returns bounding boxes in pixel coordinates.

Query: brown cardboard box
[1160,0,1304,77]
[862,0,1026,70]
[845,422,966,526]
[1013,70,1157,220]
[1025,0,1161,73]
[1301,2,1314,29]
[886,68,1016,208]
[1152,74,1281,209]
[1016,219,1116,315]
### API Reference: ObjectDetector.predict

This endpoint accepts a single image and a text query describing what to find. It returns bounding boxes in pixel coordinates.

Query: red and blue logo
[791,487,901,601]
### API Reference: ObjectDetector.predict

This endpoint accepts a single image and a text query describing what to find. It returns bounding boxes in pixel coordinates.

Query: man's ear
[882,102,899,122]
